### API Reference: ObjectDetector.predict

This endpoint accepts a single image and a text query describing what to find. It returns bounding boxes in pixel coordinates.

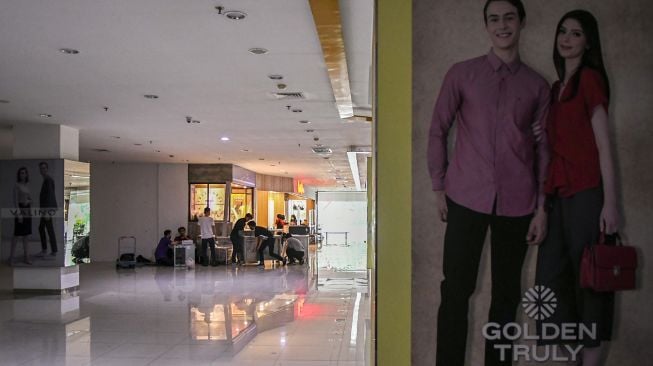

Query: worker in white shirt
[198,207,216,266]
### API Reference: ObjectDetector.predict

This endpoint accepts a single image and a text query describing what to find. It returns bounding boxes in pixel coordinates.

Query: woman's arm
[591,105,619,233]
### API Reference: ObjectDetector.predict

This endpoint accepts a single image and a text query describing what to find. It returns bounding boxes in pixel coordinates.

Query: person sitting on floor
[283,233,305,265]
[155,229,174,266]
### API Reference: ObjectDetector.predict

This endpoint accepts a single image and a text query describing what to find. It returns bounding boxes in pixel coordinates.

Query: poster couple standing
[428,0,617,365]
[7,161,59,265]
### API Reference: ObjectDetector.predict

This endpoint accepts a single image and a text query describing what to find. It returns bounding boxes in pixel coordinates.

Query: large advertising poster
[1,159,65,267]
[412,1,652,365]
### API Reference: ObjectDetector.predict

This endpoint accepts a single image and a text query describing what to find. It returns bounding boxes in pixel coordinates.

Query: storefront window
[230,186,253,222]
[190,183,225,221]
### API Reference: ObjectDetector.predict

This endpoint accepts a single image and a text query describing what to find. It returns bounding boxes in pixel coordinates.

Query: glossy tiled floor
[0,260,371,366]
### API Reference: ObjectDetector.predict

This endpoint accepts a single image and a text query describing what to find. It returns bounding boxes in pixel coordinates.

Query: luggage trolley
[116,236,137,269]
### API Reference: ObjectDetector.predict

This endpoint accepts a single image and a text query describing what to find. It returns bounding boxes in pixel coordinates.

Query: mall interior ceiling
[0,0,373,191]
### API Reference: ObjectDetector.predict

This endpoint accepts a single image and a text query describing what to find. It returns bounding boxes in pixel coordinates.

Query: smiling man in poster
[427,0,550,364]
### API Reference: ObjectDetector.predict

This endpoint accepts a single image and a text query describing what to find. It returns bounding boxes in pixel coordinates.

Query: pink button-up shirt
[427,50,550,217]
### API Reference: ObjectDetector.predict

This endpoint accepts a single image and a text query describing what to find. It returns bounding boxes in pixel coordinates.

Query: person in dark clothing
[155,230,174,266]
[173,226,190,243]
[283,233,305,265]
[37,161,58,257]
[246,221,285,267]
[229,213,253,264]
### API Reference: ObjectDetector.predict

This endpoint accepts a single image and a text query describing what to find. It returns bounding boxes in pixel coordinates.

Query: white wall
[90,163,188,261]
[157,164,189,240]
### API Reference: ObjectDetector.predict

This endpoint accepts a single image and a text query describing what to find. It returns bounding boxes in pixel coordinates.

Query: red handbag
[580,233,637,291]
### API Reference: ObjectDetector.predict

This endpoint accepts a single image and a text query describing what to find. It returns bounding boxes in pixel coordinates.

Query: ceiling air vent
[270,92,305,100]
[312,146,332,154]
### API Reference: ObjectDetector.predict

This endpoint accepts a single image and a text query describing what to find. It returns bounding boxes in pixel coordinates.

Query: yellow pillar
[375,0,411,364]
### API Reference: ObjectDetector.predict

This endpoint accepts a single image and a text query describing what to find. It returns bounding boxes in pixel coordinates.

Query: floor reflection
[0,260,369,365]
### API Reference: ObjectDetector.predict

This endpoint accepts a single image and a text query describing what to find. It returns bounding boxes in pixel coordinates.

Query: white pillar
[12,123,79,160]
[10,122,80,292]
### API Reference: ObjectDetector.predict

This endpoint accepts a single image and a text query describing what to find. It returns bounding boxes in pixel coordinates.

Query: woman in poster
[536,10,617,365]
[8,167,32,264]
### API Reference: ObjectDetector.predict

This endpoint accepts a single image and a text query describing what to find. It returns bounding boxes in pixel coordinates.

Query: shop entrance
[316,191,368,271]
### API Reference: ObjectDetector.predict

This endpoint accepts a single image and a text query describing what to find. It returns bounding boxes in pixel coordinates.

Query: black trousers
[436,197,532,366]
[230,234,244,262]
[535,187,613,347]
[39,217,58,253]
[286,248,304,263]
[258,237,284,263]
[201,238,216,265]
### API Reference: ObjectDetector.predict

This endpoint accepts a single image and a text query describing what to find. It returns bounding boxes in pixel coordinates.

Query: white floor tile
[0,263,371,366]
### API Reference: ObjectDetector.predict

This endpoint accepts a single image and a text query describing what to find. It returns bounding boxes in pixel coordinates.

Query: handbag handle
[599,231,622,246]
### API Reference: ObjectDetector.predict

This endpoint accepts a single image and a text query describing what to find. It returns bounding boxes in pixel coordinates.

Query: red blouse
[544,68,609,197]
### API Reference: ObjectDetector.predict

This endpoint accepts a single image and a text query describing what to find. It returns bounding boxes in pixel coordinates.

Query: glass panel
[208,184,226,221]
[189,184,208,221]
[229,186,253,222]
[316,191,368,271]
[64,160,90,265]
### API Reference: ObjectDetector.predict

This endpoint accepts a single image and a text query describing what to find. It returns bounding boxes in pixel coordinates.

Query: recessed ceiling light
[268,74,283,80]
[292,109,302,113]
[59,48,79,55]
[248,47,268,55]
[0,100,9,104]
[299,120,310,124]
[241,149,249,152]
[169,155,175,158]
[144,94,159,99]
[258,158,265,161]
[111,136,120,139]
[134,143,142,146]
[39,113,52,118]
[224,10,247,20]
[156,150,161,153]
[191,120,200,124]
[306,129,314,133]
[221,137,230,141]
[270,164,276,167]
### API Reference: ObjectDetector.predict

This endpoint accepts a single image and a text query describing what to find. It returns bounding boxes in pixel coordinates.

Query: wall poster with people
[411,0,651,365]
[1,159,65,267]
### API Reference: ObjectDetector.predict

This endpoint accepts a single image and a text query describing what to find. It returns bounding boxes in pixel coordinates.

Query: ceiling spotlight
[220,137,230,141]
[224,10,247,20]
[306,129,314,133]
[299,120,310,124]
[59,48,79,55]
[144,94,159,99]
[268,74,283,80]
[0,100,10,104]
[258,158,265,161]
[156,150,161,153]
[169,155,174,158]
[248,47,268,55]
[111,136,120,139]
[241,149,249,152]
[134,143,142,146]
[39,113,52,118]
[276,83,287,90]
[292,109,302,113]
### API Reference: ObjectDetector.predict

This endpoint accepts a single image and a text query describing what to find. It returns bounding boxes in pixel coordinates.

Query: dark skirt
[535,187,614,347]
[14,204,32,236]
